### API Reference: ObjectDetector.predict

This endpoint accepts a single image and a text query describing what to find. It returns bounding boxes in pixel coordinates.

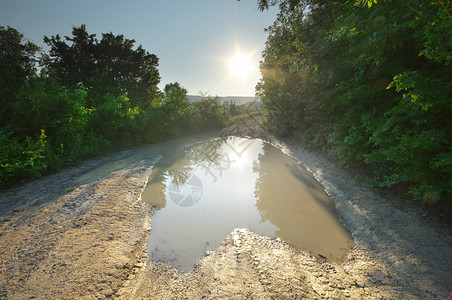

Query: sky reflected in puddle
[143,137,352,272]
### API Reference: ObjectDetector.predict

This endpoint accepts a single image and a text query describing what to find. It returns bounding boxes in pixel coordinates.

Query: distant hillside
[187,95,260,106]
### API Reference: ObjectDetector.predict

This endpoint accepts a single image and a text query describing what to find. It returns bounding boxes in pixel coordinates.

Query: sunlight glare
[229,52,252,78]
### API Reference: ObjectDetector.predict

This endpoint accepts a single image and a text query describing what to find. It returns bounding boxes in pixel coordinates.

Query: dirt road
[1,116,451,299]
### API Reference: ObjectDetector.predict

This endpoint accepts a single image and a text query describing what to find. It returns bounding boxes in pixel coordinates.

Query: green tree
[163,83,192,135]
[0,26,39,128]
[193,95,227,129]
[256,0,452,202]
[43,24,161,108]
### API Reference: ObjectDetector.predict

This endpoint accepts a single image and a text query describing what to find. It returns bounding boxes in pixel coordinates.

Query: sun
[228,52,252,78]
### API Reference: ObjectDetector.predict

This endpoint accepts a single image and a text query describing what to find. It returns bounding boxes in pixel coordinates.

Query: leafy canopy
[43,25,161,108]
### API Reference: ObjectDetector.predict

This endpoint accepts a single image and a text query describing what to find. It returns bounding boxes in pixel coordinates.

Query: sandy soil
[1,115,451,299]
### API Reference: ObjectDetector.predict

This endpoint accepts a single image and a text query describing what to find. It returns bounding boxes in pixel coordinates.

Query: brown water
[143,137,352,272]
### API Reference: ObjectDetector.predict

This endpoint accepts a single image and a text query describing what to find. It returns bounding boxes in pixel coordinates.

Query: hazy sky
[0,0,279,96]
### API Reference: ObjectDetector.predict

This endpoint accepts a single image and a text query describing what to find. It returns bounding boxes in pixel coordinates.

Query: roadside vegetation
[0,25,258,188]
[256,0,451,203]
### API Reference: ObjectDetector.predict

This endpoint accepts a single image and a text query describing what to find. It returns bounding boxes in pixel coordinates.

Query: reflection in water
[141,138,228,210]
[254,144,352,261]
[143,137,352,272]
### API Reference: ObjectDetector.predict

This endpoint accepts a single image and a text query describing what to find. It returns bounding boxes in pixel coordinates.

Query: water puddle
[143,137,352,272]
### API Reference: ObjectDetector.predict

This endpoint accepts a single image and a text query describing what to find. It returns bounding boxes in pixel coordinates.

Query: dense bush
[0,128,48,185]
[256,0,452,202]
[193,95,229,129]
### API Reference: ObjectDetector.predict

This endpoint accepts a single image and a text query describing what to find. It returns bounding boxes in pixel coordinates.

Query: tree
[0,26,39,128]
[163,83,192,134]
[43,25,161,108]
[193,95,227,129]
[256,0,452,202]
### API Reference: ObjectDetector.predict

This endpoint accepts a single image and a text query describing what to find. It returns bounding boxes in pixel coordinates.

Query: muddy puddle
[142,137,353,272]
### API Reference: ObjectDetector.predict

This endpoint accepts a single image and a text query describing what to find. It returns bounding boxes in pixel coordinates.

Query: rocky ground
[1,115,451,299]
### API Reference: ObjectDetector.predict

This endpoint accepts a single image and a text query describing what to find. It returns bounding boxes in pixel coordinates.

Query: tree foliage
[257,0,452,202]
[43,25,161,108]
[0,25,233,188]
[0,26,39,128]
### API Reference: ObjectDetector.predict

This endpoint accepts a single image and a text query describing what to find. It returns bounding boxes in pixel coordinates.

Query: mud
[1,115,451,299]
[144,137,352,272]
